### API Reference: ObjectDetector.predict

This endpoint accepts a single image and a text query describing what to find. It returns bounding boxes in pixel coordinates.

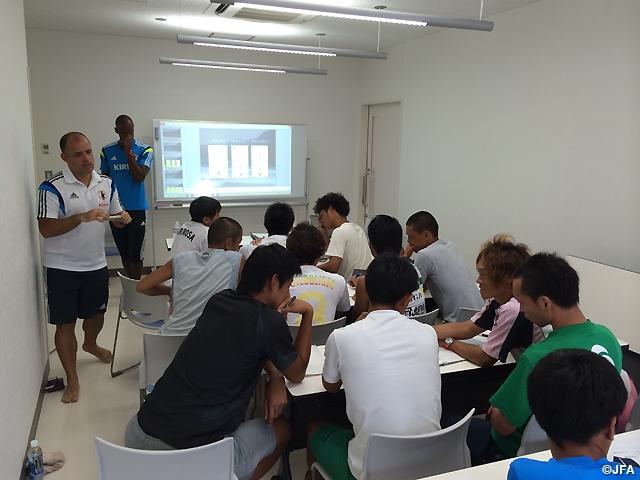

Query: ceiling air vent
[213,3,315,24]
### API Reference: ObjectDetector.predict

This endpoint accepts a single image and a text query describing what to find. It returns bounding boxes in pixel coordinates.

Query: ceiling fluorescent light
[159,57,327,75]
[228,1,494,31]
[177,35,388,60]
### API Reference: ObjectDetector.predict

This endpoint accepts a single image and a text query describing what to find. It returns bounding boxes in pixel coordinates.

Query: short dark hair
[313,192,350,218]
[207,217,242,246]
[527,349,626,447]
[368,215,403,256]
[514,253,579,308]
[59,132,89,154]
[365,253,417,306]
[406,211,439,237]
[476,234,530,285]
[190,196,222,223]
[286,222,325,265]
[115,115,134,128]
[237,244,301,295]
[264,202,295,236]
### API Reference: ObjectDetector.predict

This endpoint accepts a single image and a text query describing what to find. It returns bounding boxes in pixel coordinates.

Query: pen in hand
[285,296,296,308]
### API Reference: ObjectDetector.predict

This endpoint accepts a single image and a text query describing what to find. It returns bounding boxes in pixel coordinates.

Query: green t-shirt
[490,320,622,458]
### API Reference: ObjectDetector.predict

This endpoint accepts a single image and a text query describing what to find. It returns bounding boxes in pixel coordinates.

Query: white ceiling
[24,0,540,51]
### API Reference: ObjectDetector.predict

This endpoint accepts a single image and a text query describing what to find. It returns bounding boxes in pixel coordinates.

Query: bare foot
[61,382,80,403]
[82,344,113,363]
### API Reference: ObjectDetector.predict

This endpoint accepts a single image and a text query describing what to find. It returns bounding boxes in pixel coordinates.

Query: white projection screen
[152,119,307,204]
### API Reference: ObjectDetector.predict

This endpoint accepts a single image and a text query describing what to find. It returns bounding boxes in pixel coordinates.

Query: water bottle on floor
[172,221,180,239]
[27,440,44,480]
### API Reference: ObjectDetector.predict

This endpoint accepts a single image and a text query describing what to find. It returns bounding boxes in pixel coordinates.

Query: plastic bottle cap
[30,440,38,448]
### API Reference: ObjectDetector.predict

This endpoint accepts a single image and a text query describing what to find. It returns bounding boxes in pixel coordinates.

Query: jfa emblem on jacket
[98,190,107,201]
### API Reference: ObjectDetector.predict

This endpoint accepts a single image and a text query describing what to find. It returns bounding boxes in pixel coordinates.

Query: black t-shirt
[474,299,538,363]
[137,289,298,448]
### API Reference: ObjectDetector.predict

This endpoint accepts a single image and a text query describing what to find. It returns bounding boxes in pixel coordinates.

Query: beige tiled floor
[36,279,308,479]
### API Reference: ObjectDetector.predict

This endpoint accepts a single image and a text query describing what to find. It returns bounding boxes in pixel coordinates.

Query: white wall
[360,0,640,273]
[0,1,48,478]
[26,29,365,266]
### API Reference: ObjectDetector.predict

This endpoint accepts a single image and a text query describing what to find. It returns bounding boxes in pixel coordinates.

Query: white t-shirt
[323,310,442,479]
[325,222,373,280]
[413,239,484,322]
[239,234,288,259]
[287,265,351,326]
[37,165,122,271]
[168,220,209,260]
[162,249,242,335]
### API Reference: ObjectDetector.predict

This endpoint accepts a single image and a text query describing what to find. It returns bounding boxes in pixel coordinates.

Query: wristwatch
[444,337,454,350]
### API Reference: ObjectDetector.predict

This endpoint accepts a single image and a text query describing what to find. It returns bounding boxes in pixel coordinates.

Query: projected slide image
[231,145,249,179]
[208,145,229,179]
[154,119,302,202]
[251,145,269,178]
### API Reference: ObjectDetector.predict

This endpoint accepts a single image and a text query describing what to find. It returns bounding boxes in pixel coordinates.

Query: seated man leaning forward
[314,192,373,281]
[286,222,351,326]
[405,211,484,322]
[125,244,314,480]
[508,348,628,480]
[239,201,294,258]
[463,253,622,466]
[433,234,544,368]
[352,214,427,320]
[137,217,245,335]
[306,253,442,480]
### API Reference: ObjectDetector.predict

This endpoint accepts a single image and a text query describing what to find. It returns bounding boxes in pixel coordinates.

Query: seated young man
[169,196,221,260]
[508,348,627,479]
[314,192,373,281]
[464,253,622,466]
[239,202,294,258]
[286,222,350,325]
[125,244,315,480]
[405,211,484,322]
[352,214,426,320]
[137,217,244,335]
[306,253,442,480]
[433,234,544,368]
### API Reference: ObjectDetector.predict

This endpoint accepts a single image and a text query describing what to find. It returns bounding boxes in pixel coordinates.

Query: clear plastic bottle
[27,440,44,480]
[172,221,180,239]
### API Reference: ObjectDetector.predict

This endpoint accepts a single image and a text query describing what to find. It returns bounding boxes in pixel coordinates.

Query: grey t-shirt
[413,239,483,322]
[161,248,242,335]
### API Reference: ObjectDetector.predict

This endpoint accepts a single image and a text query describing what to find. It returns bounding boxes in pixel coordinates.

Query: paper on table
[306,345,325,376]
[460,336,485,347]
[439,348,465,366]
[609,445,640,466]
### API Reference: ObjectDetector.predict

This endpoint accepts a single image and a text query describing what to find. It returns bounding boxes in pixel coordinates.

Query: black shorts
[111,210,146,262]
[46,267,109,325]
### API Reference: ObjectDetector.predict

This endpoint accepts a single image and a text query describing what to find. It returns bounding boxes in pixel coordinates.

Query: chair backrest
[454,307,480,323]
[141,333,188,391]
[362,408,474,480]
[626,393,640,432]
[118,272,170,325]
[289,316,347,345]
[410,309,439,326]
[95,436,234,480]
[517,415,549,456]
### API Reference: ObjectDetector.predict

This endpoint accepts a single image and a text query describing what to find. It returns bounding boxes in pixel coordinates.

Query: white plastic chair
[138,333,187,403]
[517,415,549,456]
[454,307,480,323]
[95,437,236,480]
[111,272,170,378]
[312,408,474,480]
[410,308,439,326]
[289,316,346,345]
